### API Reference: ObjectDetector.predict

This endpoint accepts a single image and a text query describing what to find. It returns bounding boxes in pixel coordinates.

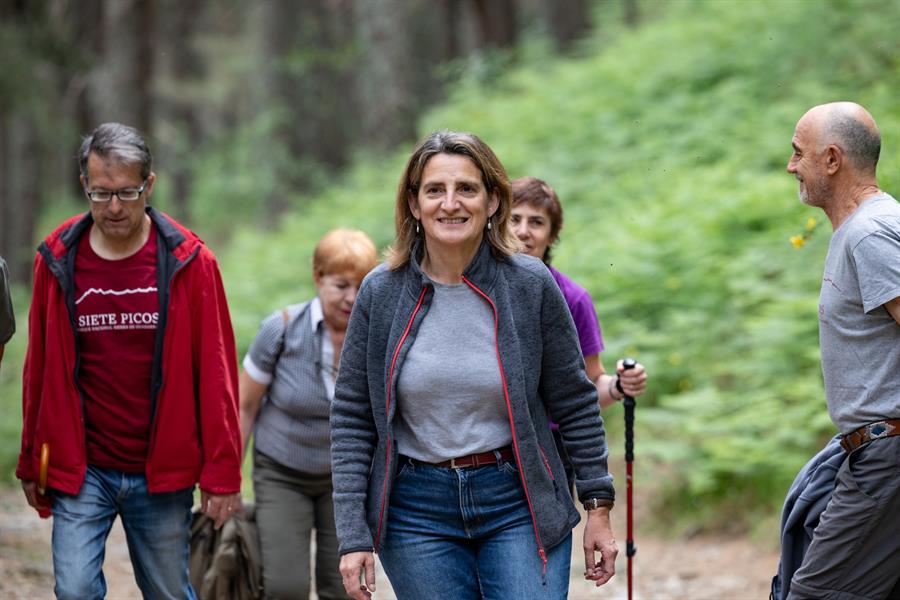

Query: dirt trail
[0,487,779,600]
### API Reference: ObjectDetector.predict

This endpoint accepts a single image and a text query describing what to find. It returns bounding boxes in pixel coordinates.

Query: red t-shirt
[75,224,158,472]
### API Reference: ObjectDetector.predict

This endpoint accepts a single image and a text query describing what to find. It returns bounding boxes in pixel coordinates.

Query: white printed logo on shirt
[75,286,159,332]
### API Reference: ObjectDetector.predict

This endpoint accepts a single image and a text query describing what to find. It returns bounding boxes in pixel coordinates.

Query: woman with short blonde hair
[240,228,377,600]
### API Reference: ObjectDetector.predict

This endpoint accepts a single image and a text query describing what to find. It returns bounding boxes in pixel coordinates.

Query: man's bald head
[801,102,881,174]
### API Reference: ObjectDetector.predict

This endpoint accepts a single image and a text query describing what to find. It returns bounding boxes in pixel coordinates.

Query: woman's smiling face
[408,153,498,259]
[510,202,553,261]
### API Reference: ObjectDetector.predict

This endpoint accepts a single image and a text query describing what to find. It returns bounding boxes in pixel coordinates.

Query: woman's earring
[415,220,420,234]
[487,218,492,231]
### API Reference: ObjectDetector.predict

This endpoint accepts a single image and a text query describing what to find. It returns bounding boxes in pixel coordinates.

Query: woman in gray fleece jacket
[331,130,617,600]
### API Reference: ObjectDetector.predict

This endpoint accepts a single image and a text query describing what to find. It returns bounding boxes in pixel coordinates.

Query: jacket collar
[43,206,199,264]
[462,238,501,292]
[404,237,500,297]
[147,206,199,262]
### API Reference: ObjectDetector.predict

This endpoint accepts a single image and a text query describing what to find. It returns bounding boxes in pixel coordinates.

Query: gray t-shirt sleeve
[854,229,900,313]
[243,310,286,385]
[0,257,14,345]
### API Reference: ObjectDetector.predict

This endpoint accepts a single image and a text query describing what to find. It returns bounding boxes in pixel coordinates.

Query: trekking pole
[621,358,638,600]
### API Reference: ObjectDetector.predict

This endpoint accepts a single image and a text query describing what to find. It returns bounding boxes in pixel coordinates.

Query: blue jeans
[379,456,572,599]
[51,465,196,600]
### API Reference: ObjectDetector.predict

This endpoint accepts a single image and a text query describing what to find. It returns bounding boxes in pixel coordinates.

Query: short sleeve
[0,257,14,345]
[243,310,287,385]
[566,289,604,357]
[853,229,900,313]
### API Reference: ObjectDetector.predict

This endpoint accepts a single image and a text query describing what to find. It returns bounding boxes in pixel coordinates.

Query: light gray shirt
[395,280,511,462]
[243,297,335,473]
[819,193,900,433]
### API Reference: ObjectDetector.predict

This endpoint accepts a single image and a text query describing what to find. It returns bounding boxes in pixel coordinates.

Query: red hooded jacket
[17,208,241,511]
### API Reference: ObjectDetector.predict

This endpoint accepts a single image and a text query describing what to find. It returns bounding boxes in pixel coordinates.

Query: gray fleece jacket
[330,240,615,563]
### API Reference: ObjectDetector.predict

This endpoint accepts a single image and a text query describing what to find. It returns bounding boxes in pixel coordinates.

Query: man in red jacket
[17,123,242,599]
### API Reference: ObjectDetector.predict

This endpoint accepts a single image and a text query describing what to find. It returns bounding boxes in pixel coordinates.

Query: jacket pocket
[538,445,555,480]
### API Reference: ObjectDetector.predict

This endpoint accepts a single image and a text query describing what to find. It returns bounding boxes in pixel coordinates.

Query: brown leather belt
[404,446,514,469]
[840,419,900,453]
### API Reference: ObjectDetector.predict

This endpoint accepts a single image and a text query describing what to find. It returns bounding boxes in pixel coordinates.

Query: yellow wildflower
[790,235,806,249]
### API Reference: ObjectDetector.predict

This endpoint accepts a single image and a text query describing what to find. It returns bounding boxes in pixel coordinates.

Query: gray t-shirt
[0,257,14,345]
[395,281,512,462]
[819,193,900,433]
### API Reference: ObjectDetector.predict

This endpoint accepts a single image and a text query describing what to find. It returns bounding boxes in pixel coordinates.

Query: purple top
[549,265,604,357]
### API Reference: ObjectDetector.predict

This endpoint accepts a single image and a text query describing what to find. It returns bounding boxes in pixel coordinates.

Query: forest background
[1,0,899,541]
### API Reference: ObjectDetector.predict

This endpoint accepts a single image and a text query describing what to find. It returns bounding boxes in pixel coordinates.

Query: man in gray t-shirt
[0,256,15,368]
[819,193,900,433]
[784,102,900,600]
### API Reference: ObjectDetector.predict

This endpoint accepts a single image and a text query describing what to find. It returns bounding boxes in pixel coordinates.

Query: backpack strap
[274,308,290,366]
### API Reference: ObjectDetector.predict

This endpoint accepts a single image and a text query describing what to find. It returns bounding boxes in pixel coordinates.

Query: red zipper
[374,286,428,551]
[462,276,548,574]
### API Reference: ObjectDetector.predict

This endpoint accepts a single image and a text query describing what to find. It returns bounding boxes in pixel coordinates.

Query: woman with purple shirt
[511,177,648,483]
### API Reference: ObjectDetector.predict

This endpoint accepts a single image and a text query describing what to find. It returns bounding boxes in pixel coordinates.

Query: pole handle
[622,358,637,461]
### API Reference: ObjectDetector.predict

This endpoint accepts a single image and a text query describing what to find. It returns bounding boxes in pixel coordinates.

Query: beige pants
[253,449,348,600]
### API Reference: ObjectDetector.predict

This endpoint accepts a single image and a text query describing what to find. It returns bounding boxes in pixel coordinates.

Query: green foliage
[223,156,405,350]
[186,110,294,238]
[219,0,900,531]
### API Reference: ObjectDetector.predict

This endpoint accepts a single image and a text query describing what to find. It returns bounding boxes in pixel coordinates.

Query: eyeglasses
[85,181,147,203]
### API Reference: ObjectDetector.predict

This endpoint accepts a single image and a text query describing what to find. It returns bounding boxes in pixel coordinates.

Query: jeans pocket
[394,459,415,481]
[846,440,898,500]
[498,460,519,477]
